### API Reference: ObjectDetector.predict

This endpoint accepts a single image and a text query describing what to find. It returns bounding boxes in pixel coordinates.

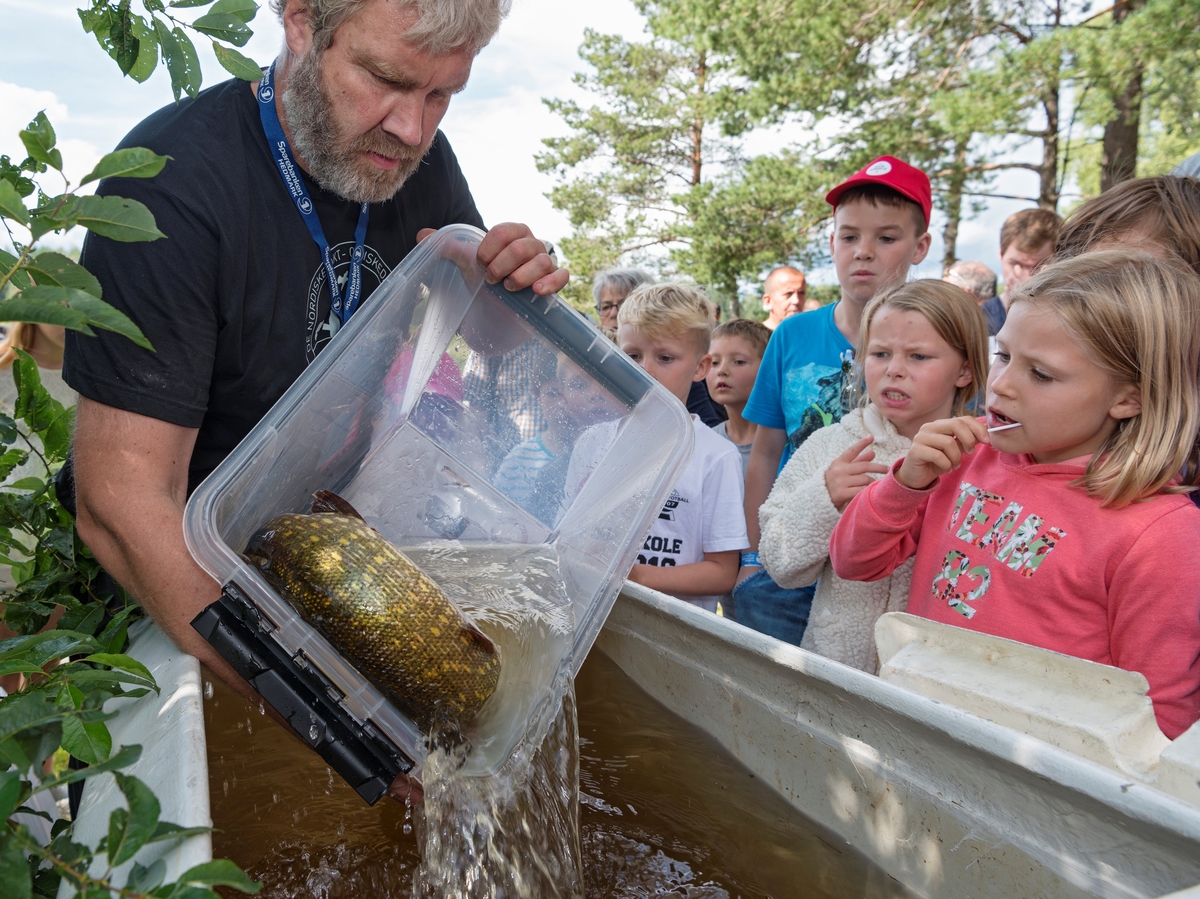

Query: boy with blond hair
[618,284,749,611]
[738,156,933,644]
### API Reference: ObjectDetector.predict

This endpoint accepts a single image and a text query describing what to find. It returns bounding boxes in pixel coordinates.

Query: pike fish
[243,491,500,732]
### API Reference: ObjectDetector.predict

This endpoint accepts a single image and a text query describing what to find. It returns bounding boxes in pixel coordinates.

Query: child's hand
[825,435,890,512]
[896,416,990,491]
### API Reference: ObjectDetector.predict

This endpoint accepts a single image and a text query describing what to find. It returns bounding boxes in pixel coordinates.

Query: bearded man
[64,0,562,798]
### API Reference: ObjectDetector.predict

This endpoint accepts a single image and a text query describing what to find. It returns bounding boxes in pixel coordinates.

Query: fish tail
[311,490,366,520]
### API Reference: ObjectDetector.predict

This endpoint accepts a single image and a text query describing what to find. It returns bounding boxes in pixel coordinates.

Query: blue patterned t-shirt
[743,302,854,471]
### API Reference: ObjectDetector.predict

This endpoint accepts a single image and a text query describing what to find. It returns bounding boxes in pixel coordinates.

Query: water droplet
[272,792,280,804]
[309,724,320,742]
[257,701,266,716]
[202,681,214,700]
[222,780,229,797]
[402,823,412,835]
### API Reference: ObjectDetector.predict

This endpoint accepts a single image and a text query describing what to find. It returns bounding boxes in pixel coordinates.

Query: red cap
[825,156,932,228]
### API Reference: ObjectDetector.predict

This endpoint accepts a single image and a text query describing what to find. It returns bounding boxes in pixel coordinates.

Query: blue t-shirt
[743,303,854,470]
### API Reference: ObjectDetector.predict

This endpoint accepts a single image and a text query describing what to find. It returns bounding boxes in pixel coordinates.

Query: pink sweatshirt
[830,446,1200,739]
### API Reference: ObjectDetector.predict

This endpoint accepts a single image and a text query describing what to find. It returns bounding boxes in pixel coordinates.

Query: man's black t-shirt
[64,77,485,493]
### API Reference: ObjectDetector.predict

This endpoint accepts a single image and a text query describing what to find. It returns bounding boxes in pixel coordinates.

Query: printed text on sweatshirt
[829,446,1200,738]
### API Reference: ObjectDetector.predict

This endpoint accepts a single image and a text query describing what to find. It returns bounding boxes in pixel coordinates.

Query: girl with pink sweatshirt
[830,251,1200,739]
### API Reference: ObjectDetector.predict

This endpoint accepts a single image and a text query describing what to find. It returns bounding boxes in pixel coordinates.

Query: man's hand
[896,416,989,491]
[418,223,568,296]
[825,435,889,512]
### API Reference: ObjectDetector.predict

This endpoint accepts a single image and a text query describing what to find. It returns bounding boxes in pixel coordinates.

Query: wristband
[740,552,761,568]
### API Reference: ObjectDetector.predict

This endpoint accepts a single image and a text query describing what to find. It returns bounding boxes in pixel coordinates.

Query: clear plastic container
[183,225,693,781]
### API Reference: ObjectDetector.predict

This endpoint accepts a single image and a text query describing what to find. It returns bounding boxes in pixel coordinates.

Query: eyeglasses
[599,301,624,314]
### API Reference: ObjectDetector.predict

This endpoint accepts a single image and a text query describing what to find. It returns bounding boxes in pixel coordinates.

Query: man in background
[980,208,1062,335]
[760,266,807,331]
[943,260,998,305]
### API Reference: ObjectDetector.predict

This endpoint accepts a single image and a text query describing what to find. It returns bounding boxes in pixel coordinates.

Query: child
[493,353,625,524]
[737,155,933,645]
[760,281,988,672]
[618,284,748,611]
[707,318,771,475]
[830,251,1200,738]
[1055,174,1200,277]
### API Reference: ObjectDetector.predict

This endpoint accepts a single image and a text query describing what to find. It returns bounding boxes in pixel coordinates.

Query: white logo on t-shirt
[866,160,893,176]
[305,241,391,362]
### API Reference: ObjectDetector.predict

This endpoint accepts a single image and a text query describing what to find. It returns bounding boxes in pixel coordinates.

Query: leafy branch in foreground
[78,0,265,98]
[0,113,164,351]
[0,359,261,899]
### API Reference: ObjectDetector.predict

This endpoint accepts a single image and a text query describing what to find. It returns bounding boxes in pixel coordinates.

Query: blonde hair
[1008,251,1200,508]
[859,279,989,417]
[712,318,770,359]
[617,283,714,356]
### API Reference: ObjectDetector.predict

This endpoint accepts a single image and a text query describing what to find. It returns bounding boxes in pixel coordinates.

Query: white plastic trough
[70,588,1200,898]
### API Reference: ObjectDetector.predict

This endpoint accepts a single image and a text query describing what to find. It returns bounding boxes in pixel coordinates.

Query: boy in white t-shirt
[617,284,749,611]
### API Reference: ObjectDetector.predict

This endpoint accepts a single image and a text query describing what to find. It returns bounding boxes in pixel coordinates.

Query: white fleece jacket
[758,405,913,672]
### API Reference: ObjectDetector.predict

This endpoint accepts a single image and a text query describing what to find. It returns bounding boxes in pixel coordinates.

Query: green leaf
[110,3,142,75]
[146,821,212,844]
[0,833,32,899]
[7,477,44,491]
[0,448,28,481]
[78,6,115,36]
[18,113,62,173]
[0,769,22,819]
[0,410,17,442]
[169,0,216,6]
[209,0,257,22]
[174,859,261,893]
[83,653,156,686]
[33,744,142,794]
[212,42,262,81]
[68,195,166,243]
[24,252,103,298]
[128,14,160,84]
[0,179,31,225]
[0,291,94,335]
[0,691,62,745]
[60,711,112,766]
[174,28,203,99]
[63,292,153,350]
[80,148,170,186]
[154,18,186,103]
[129,859,167,892]
[191,13,252,47]
[108,773,161,865]
[0,251,34,291]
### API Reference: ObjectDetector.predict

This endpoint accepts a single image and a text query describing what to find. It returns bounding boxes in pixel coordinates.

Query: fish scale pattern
[245,511,501,732]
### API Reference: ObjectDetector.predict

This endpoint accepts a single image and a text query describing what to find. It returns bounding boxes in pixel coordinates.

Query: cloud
[0,81,106,250]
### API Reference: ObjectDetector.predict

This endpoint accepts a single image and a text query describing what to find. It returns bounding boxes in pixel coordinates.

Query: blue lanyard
[257,62,369,327]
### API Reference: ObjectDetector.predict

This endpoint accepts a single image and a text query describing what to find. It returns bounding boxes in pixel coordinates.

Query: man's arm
[739,425,787,583]
[71,397,253,700]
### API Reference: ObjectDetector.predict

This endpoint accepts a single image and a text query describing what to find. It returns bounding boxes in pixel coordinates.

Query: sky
[0,0,1046,291]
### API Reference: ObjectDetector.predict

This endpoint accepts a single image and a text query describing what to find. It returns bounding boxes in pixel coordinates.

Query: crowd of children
[590,158,1200,742]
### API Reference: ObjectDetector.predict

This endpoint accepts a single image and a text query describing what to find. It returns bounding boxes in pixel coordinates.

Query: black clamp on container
[192,583,414,805]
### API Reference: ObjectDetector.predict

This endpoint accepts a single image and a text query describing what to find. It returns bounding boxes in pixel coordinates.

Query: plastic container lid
[183,225,693,777]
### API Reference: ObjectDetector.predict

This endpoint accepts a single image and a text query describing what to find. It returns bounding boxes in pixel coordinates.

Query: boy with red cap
[734,156,933,644]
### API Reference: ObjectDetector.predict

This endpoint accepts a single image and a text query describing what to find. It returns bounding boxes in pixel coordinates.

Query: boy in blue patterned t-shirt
[735,156,933,645]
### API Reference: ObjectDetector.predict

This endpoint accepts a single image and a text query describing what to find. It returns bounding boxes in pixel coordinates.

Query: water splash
[412,686,583,899]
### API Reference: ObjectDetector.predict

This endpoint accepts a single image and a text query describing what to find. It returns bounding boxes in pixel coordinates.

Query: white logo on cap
[866,160,892,176]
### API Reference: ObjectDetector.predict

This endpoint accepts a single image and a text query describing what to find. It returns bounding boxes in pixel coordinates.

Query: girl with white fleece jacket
[759,280,990,672]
